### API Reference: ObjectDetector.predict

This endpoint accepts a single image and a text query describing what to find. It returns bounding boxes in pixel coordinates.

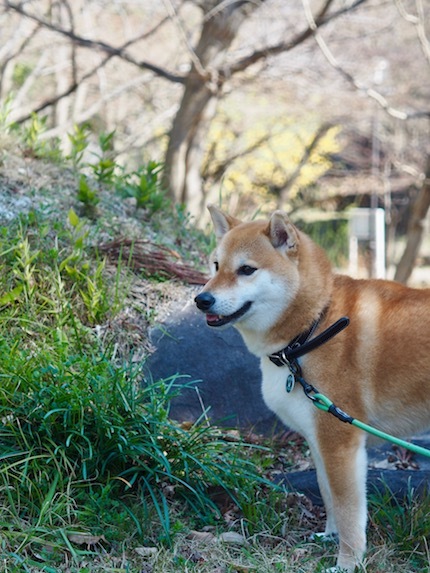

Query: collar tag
[286,373,295,393]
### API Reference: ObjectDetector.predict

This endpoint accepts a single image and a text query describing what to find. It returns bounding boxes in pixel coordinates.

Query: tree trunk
[163,1,261,218]
[394,155,430,284]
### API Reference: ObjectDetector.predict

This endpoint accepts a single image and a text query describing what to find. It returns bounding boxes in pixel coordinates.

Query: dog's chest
[260,357,316,439]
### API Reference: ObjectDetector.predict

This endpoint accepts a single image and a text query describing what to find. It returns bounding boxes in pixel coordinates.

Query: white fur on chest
[260,357,316,441]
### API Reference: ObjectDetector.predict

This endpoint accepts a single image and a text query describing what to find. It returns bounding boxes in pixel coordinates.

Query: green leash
[309,390,430,459]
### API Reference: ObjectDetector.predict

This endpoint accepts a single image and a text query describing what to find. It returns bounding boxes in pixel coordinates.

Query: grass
[0,122,429,572]
[368,486,430,571]
[0,185,305,570]
[0,211,281,571]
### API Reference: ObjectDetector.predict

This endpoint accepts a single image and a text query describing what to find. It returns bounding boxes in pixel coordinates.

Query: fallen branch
[98,238,208,285]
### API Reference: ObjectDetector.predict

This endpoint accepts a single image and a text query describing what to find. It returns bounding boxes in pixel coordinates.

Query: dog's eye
[238,265,257,276]
[214,261,219,272]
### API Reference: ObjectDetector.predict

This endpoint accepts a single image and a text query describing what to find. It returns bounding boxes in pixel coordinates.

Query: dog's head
[194,205,302,333]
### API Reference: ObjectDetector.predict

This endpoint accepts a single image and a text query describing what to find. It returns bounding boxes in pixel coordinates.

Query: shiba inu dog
[194,205,430,572]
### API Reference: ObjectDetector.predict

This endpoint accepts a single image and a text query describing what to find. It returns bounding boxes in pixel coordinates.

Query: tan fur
[195,206,430,572]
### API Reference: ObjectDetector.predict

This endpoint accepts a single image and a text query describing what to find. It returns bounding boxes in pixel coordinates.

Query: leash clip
[288,359,319,399]
[299,377,319,401]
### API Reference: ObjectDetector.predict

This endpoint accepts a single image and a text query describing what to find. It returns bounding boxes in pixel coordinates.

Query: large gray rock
[145,293,430,501]
[145,299,280,433]
[278,469,430,506]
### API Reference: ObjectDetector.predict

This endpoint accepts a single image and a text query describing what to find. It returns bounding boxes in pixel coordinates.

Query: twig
[225,0,361,77]
[301,0,430,121]
[98,238,208,285]
[277,122,334,208]
[395,0,430,66]
[0,20,42,97]
[5,1,185,84]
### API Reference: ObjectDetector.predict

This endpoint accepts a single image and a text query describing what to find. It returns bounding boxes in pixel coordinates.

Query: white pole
[349,235,359,277]
[374,208,386,279]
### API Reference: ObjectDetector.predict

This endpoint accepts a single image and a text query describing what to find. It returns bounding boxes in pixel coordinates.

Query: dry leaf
[217,532,247,545]
[68,533,105,546]
[187,530,216,543]
[135,546,158,557]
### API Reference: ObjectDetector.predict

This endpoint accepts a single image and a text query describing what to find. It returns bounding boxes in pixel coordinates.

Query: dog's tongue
[206,313,220,325]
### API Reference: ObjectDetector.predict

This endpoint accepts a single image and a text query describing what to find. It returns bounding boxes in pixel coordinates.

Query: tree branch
[278,122,334,209]
[5,0,371,92]
[9,0,189,124]
[203,130,273,183]
[394,154,430,283]
[58,0,78,85]
[395,0,430,67]
[12,45,115,124]
[225,0,367,77]
[5,1,185,84]
[302,0,430,121]
[0,21,42,96]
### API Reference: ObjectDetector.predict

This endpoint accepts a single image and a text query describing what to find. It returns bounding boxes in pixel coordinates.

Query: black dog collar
[268,316,350,367]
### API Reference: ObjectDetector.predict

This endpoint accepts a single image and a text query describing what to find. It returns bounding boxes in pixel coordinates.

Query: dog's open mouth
[206,301,252,327]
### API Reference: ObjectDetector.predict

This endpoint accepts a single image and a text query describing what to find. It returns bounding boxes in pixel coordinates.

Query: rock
[276,468,430,506]
[145,298,279,433]
[134,546,158,557]
[0,193,33,222]
[187,530,216,543]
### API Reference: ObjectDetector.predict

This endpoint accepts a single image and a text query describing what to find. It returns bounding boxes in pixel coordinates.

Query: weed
[0,337,275,550]
[0,207,278,567]
[116,161,169,215]
[65,124,169,218]
[88,130,117,184]
[20,112,62,162]
[369,485,430,569]
[67,123,91,167]
[77,174,100,218]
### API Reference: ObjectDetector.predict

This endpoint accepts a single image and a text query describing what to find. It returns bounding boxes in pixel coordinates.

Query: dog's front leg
[317,422,368,572]
[307,442,338,539]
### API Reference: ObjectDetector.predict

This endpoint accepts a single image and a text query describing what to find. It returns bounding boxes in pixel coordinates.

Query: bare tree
[394,154,430,283]
[163,0,265,216]
[391,0,430,282]
[3,0,366,218]
[162,0,367,216]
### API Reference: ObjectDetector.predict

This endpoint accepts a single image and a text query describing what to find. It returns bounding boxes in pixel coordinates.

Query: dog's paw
[310,531,339,543]
[323,568,349,573]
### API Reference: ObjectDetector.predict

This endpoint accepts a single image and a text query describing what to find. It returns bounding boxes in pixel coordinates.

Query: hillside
[0,132,208,356]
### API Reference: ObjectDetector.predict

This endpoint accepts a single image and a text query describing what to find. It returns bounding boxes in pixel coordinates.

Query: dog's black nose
[195,292,215,311]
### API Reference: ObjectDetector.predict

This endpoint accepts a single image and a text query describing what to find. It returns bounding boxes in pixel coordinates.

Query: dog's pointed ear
[207,204,241,241]
[267,211,299,252]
